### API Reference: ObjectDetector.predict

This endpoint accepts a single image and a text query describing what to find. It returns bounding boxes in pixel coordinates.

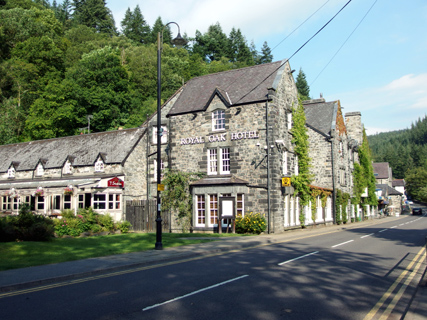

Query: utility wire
[223,0,331,94]
[310,0,378,86]
[271,0,331,53]
[235,0,353,105]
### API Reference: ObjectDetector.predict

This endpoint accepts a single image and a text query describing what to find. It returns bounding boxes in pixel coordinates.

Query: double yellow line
[364,246,426,320]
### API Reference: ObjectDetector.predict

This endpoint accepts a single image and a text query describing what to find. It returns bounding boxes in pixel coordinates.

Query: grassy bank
[0,233,242,271]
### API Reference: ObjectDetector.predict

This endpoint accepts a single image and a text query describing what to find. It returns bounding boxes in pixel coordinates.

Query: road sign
[282,177,291,187]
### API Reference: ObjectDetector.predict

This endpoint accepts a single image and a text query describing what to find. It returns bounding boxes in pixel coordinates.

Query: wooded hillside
[0,0,274,145]
[368,115,427,180]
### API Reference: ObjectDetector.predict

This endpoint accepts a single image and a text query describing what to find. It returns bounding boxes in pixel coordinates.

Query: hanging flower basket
[34,189,44,197]
[64,187,73,196]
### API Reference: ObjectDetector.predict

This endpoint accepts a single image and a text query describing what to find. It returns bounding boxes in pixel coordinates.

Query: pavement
[0,216,426,319]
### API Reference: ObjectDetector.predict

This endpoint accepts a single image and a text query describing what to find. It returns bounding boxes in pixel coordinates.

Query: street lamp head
[171,32,188,49]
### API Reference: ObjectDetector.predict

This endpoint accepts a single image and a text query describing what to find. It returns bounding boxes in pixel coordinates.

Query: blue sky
[107,0,427,136]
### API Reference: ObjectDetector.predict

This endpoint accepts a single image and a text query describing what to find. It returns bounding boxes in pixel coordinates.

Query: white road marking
[390,226,397,229]
[278,251,319,266]
[332,240,354,248]
[379,229,387,233]
[361,233,375,238]
[142,275,249,311]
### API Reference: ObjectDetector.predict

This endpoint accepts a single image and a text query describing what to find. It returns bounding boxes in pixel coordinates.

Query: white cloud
[329,73,427,134]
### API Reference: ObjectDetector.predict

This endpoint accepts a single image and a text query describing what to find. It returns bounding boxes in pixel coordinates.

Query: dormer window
[8,167,15,179]
[212,110,225,131]
[153,126,168,144]
[95,158,104,172]
[36,163,44,176]
[63,160,73,175]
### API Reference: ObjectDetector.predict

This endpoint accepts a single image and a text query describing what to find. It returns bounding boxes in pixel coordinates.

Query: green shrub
[54,218,71,237]
[96,214,114,231]
[116,221,132,233]
[91,224,102,233]
[0,216,17,242]
[235,212,267,234]
[0,204,54,242]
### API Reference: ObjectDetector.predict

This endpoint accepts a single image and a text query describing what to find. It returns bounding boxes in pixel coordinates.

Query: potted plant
[64,187,73,196]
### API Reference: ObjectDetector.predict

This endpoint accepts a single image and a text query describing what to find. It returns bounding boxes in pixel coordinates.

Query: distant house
[375,184,403,216]
[372,163,403,215]
[372,162,393,186]
[303,98,366,222]
[392,179,406,200]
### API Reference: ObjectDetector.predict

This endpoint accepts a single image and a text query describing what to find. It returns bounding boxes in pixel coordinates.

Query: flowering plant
[64,187,73,195]
[34,188,44,197]
[235,212,267,234]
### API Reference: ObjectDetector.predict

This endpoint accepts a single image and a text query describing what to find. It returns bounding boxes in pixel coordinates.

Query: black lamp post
[155,22,187,250]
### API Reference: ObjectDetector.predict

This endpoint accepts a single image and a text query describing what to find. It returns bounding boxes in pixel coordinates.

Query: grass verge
[0,233,244,271]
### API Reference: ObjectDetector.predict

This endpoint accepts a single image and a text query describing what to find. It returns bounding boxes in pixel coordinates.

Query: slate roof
[0,127,146,172]
[167,60,287,116]
[376,184,403,196]
[303,99,337,137]
[372,163,390,179]
[392,179,405,187]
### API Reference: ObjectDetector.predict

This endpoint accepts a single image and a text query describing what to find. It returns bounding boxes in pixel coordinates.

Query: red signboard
[108,177,124,188]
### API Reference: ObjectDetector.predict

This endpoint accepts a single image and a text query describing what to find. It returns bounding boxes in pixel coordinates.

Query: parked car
[412,207,422,215]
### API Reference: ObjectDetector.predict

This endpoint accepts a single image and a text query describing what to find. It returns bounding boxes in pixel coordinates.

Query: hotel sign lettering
[181,130,259,145]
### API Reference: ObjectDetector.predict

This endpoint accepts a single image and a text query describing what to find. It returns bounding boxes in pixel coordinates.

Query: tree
[192,22,229,62]
[66,46,131,132]
[227,28,254,66]
[149,16,171,45]
[72,0,116,35]
[405,167,427,200]
[257,41,273,64]
[295,68,310,100]
[120,5,150,44]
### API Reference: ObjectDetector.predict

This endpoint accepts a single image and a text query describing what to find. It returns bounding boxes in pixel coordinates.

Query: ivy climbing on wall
[290,98,313,227]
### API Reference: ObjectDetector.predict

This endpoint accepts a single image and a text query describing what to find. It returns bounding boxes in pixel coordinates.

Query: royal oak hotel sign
[180,130,259,145]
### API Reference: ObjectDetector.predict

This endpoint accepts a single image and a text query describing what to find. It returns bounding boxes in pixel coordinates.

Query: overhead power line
[271,0,331,53]
[310,0,379,86]
[235,0,353,105]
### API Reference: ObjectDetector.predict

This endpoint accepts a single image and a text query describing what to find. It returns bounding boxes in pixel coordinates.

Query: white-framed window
[36,196,44,210]
[208,149,218,175]
[282,151,288,175]
[209,194,218,226]
[95,158,104,172]
[339,141,343,156]
[2,196,11,210]
[196,195,206,226]
[12,197,20,210]
[152,125,168,144]
[53,195,61,210]
[36,163,44,176]
[237,194,244,216]
[294,155,299,176]
[78,194,85,209]
[208,148,230,175]
[64,194,72,209]
[212,109,225,131]
[287,112,292,130]
[63,160,72,175]
[153,159,165,181]
[108,194,121,210]
[220,148,230,174]
[8,167,15,178]
[93,194,106,209]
